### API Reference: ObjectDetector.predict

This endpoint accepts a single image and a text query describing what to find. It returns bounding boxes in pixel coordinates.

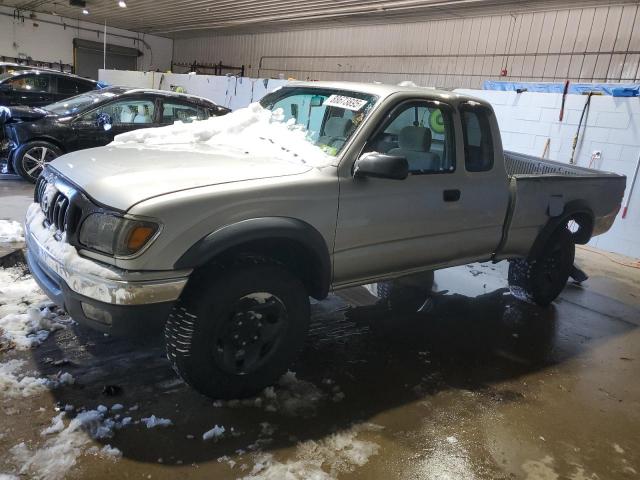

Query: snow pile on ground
[0,360,75,398]
[112,102,333,168]
[0,266,69,350]
[0,220,24,243]
[242,423,382,480]
[8,409,121,480]
[203,425,225,441]
[212,371,327,417]
[141,415,173,429]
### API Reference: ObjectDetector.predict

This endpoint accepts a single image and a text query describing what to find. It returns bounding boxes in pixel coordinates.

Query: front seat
[318,117,353,148]
[133,105,151,124]
[389,126,441,172]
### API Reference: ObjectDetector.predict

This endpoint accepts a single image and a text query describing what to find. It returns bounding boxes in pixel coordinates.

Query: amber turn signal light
[127,226,156,252]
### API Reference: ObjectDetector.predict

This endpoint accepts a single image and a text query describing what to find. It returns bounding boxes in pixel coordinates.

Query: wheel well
[565,211,594,244]
[194,237,329,300]
[528,207,594,260]
[27,137,66,153]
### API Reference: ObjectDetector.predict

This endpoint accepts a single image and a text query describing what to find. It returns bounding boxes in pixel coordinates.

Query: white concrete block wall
[456,89,640,259]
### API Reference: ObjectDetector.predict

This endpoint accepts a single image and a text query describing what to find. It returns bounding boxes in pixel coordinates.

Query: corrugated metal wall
[173,3,640,88]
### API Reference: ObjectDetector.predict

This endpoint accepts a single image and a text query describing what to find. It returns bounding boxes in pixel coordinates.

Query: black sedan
[2,87,230,182]
[0,69,99,107]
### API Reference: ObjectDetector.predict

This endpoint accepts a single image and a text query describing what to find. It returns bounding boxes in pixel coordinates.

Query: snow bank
[9,409,120,480]
[112,103,333,168]
[0,220,24,243]
[242,423,382,480]
[0,266,69,350]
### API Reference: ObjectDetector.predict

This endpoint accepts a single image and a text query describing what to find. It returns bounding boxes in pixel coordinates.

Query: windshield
[44,90,119,115]
[260,87,377,156]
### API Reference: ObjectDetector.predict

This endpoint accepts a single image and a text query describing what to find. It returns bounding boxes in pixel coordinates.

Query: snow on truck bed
[113,103,334,168]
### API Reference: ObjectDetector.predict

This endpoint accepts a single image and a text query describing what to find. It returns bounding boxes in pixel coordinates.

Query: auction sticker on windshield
[324,94,368,111]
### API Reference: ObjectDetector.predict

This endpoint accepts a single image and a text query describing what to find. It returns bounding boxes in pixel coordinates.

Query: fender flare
[174,217,332,298]
[528,199,594,260]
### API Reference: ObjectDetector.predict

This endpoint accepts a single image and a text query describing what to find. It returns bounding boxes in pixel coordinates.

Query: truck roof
[286,80,489,107]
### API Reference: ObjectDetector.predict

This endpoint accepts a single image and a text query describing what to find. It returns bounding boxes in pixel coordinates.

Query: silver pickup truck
[24,81,626,398]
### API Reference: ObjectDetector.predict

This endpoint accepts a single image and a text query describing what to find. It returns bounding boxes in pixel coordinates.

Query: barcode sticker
[324,94,368,111]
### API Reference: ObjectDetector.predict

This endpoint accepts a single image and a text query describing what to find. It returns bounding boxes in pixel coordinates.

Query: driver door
[72,98,157,150]
[333,99,477,286]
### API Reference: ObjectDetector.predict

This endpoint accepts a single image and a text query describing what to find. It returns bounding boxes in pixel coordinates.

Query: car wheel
[165,261,310,399]
[13,141,62,183]
[508,228,575,306]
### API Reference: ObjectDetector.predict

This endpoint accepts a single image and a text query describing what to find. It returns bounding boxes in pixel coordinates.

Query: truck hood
[49,143,314,211]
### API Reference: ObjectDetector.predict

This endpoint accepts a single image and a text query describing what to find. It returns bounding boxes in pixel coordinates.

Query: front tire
[165,262,310,399]
[13,141,62,183]
[508,228,575,306]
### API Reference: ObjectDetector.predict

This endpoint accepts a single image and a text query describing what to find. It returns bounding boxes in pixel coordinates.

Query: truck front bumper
[25,224,190,336]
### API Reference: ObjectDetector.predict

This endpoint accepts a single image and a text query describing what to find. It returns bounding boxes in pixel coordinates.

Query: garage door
[73,38,139,80]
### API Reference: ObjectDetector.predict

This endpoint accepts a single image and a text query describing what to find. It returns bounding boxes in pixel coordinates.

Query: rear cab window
[460,102,494,172]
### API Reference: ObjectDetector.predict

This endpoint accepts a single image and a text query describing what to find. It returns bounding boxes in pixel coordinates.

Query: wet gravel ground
[1,250,639,480]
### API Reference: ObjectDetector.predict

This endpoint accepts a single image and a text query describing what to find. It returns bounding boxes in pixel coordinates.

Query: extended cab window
[366,101,455,174]
[461,105,494,172]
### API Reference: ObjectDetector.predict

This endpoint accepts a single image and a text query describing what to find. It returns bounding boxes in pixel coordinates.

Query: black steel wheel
[165,261,310,399]
[508,228,575,306]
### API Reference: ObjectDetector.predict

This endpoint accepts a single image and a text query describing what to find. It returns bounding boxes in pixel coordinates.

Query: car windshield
[43,90,120,115]
[259,87,378,156]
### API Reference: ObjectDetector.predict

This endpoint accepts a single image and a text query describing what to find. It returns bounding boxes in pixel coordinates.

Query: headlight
[78,213,159,256]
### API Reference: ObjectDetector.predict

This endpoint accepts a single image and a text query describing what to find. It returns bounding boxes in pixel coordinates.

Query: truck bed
[504,150,621,178]
[497,151,627,260]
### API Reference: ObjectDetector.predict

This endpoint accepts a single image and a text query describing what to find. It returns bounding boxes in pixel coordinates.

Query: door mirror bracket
[353,152,409,180]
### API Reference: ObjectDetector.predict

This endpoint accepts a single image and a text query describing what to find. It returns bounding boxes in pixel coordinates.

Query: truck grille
[35,176,71,234]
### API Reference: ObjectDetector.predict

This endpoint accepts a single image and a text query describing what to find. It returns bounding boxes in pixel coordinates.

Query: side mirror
[96,112,113,131]
[353,152,409,180]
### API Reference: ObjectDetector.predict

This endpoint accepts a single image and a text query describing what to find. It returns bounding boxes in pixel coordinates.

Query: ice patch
[112,103,333,168]
[242,423,381,480]
[0,220,24,243]
[0,360,77,399]
[141,415,173,429]
[202,425,225,441]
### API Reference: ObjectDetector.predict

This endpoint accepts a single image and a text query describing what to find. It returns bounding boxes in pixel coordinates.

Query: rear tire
[13,141,62,183]
[508,228,575,306]
[165,262,310,399]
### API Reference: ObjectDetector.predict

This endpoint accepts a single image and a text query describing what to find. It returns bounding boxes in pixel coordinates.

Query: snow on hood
[113,102,333,168]
[50,103,332,211]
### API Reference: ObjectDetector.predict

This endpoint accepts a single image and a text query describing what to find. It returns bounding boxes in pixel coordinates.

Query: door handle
[443,189,461,202]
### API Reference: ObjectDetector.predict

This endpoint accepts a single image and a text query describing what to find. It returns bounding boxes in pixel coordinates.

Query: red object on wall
[500,68,508,76]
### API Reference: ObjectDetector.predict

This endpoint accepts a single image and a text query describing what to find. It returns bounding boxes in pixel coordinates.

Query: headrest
[137,105,146,115]
[398,126,431,152]
[324,116,353,137]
